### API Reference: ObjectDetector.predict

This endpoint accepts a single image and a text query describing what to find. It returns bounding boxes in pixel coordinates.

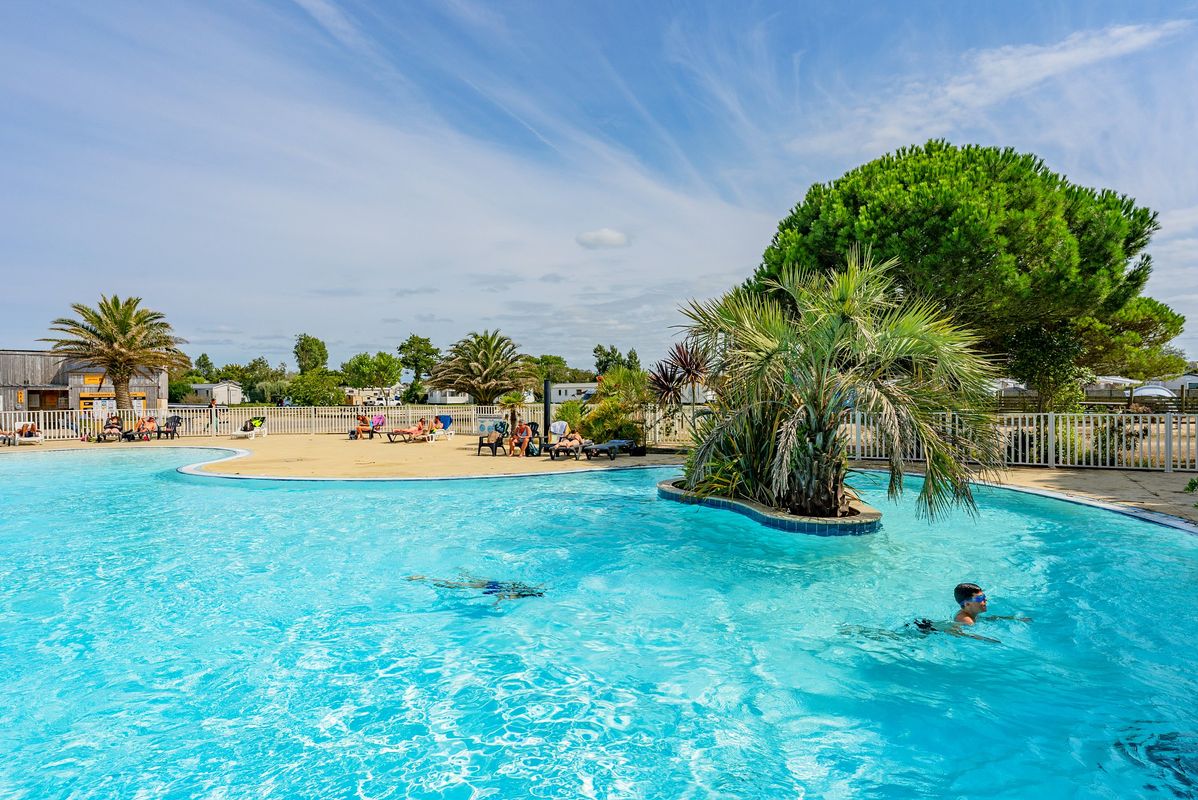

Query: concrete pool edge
[657,478,882,535]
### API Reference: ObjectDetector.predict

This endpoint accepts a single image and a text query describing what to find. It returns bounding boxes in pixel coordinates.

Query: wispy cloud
[575,228,630,249]
[795,20,1193,156]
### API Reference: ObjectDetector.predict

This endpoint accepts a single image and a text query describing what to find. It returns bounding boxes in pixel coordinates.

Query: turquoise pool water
[1,448,1195,798]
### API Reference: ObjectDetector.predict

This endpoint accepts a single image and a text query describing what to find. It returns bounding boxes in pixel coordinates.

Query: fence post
[853,409,862,461]
[1047,413,1056,468]
[1165,412,1174,473]
[310,406,316,435]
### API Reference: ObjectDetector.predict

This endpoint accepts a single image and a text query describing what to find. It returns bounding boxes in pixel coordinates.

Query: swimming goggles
[960,593,987,606]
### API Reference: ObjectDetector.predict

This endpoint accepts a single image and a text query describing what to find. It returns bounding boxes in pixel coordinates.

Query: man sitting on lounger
[509,419,533,457]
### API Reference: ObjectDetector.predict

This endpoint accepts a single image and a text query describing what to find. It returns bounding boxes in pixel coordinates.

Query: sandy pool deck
[4,435,1197,524]
[1,434,683,479]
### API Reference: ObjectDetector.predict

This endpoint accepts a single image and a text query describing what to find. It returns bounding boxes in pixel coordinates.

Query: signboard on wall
[81,392,146,417]
[83,375,103,386]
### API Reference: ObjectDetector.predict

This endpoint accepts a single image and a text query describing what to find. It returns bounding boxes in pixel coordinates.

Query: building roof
[191,380,242,388]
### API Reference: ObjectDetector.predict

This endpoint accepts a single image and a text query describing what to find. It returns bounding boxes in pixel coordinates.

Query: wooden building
[0,349,167,414]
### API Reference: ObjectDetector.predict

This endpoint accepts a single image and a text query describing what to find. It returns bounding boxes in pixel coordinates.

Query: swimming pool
[1,448,1195,798]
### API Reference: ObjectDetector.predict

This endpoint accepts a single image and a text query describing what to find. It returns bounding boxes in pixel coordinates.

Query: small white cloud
[575,227,630,249]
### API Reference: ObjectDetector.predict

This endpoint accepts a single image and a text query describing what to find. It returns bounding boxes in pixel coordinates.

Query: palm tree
[428,330,530,404]
[682,245,1002,518]
[44,295,189,410]
[497,390,526,432]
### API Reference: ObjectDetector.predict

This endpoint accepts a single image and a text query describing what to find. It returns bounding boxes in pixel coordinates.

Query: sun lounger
[231,416,267,439]
[98,424,124,442]
[583,438,636,460]
[12,423,44,446]
[427,414,454,442]
[548,438,592,460]
[387,423,426,442]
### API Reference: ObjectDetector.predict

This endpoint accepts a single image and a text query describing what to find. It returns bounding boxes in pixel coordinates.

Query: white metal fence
[0,404,555,443]
[849,411,1196,472]
[3,405,1195,472]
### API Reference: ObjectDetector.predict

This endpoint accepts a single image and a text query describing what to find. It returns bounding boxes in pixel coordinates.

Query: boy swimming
[954,582,987,625]
[406,575,545,604]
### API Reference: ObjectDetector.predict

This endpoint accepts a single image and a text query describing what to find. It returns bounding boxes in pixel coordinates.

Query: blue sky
[2,1,1196,370]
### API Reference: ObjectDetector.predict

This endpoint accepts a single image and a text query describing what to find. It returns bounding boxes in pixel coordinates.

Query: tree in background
[1006,326,1089,411]
[294,333,329,374]
[397,335,440,381]
[524,354,596,397]
[751,140,1176,394]
[44,295,190,410]
[429,330,530,404]
[194,353,216,381]
[1077,297,1187,381]
[285,369,343,406]
[396,335,440,404]
[341,351,403,389]
[255,379,291,405]
[593,344,640,375]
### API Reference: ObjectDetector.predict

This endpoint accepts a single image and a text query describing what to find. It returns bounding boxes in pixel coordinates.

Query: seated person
[354,414,371,440]
[509,420,533,457]
[144,417,158,435]
[103,414,122,433]
[241,418,258,432]
[18,422,39,437]
[431,416,445,432]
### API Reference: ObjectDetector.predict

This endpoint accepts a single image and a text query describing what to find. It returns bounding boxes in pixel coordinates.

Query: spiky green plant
[428,330,530,404]
[44,295,189,409]
[683,245,1002,518]
[580,366,651,444]
[497,390,527,431]
[666,341,710,435]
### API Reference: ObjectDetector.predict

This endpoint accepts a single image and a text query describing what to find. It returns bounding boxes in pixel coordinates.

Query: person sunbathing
[103,414,121,431]
[552,431,584,450]
[144,417,158,436]
[18,422,39,437]
[392,418,426,440]
[354,414,372,440]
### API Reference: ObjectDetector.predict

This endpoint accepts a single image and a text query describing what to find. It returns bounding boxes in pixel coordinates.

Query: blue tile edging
[657,479,882,536]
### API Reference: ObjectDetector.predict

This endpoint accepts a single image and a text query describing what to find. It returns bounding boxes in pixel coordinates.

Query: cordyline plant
[44,295,190,410]
[681,246,1003,519]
